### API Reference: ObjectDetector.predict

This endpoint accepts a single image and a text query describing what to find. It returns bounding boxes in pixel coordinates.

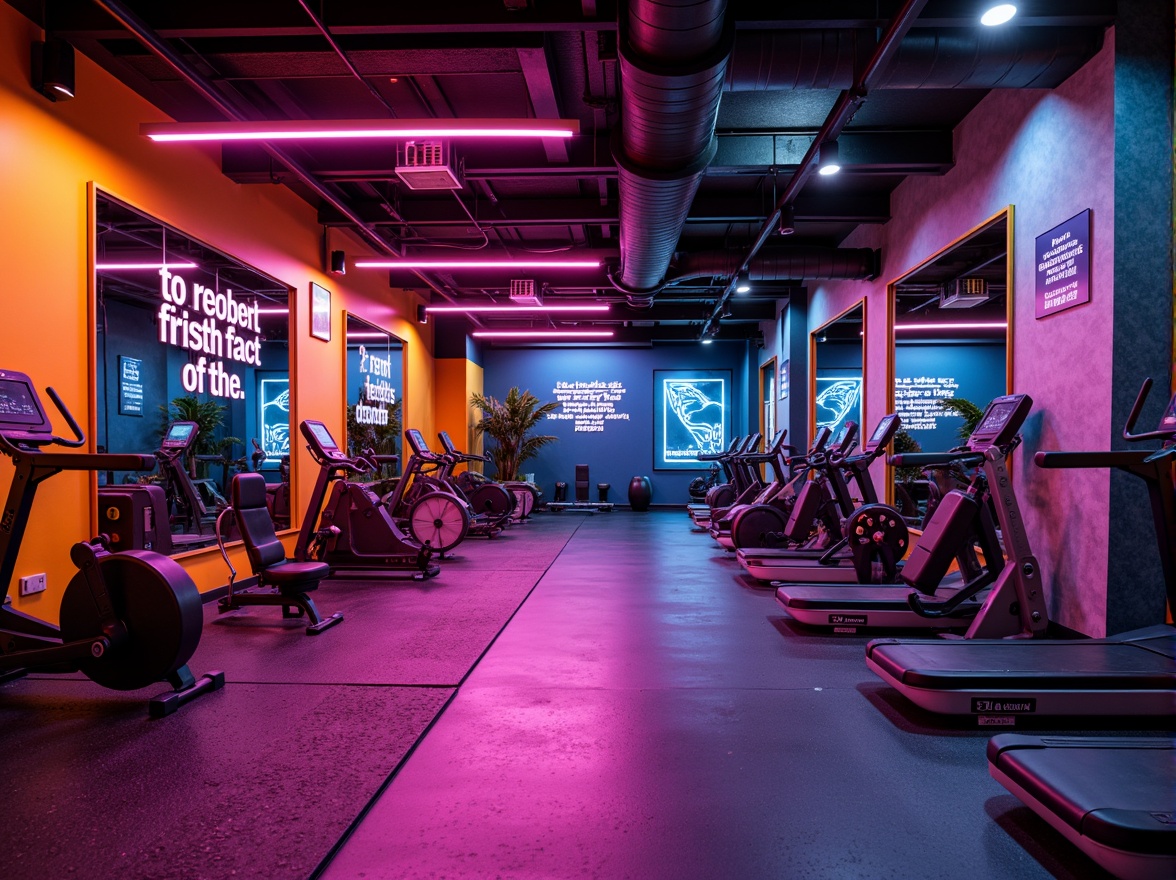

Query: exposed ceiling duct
[613,0,733,305]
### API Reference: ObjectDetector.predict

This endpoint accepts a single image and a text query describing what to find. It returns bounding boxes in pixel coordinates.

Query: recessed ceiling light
[980,4,1017,26]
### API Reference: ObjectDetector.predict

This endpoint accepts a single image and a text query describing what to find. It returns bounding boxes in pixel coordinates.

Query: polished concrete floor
[4,510,1149,879]
[318,510,1128,880]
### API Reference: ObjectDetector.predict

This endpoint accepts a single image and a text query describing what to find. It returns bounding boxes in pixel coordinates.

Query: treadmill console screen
[298,418,343,461]
[967,394,1032,449]
[811,426,831,452]
[438,431,455,452]
[162,421,198,449]
[406,428,429,453]
[0,372,49,430]
[867,414,898,450]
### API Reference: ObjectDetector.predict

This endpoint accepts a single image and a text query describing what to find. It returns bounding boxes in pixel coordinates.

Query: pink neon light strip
[472,331,614,339]
[141,118,579,142]
[895,322,1008,330]
[256,308,290,315]
[96,262,198,270]
[426,304,609,313]
[355,259,601,270]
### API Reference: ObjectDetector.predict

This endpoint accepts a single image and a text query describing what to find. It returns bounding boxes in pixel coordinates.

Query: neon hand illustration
[815,379,861,429]
[666,381,724,454]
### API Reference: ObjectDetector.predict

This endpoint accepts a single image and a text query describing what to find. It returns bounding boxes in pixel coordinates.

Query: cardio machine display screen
[869,415,896,446]
[438,431,454,451]
[163,422,196,447]
[972,401,1020,446]
[406,428,428,452]
[0,376,47,427]
[306,422,339,452]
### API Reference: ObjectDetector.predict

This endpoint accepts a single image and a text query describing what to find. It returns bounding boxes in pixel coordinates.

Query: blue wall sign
[117,355,144,416]
[1035,209,1091,319]
[654,370,731,470]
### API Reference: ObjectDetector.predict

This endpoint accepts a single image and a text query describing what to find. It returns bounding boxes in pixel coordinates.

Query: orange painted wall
[0,5,435,616]
[434,358,485,465]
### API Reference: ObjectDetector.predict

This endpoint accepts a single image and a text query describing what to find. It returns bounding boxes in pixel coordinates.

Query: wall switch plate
[19,573,47,596]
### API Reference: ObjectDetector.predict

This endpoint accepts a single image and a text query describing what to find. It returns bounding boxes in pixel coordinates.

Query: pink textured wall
[795,32,1117,634]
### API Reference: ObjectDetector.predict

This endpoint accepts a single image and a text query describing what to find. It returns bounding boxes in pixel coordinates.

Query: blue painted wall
[482,342,753,504]
[894,341,1006,453]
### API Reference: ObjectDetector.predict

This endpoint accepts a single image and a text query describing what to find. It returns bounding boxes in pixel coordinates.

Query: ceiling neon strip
[141,118,579,142]
[471,331,615,339]
[426,304,610,313]
[355,259,601,269]
[894,322,1008,330]
[96,262,198,270]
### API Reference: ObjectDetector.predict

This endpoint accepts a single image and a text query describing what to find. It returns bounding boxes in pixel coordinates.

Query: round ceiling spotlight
[980,4,1017,26]
[734,272,751,294]
[778,204,796,236]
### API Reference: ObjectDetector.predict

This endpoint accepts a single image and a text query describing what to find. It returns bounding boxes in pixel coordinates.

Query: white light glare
[980,4,1017,26]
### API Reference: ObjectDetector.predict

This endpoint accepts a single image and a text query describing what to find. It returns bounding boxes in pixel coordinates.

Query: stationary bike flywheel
[407,493,470,553]
[58,551,204,690]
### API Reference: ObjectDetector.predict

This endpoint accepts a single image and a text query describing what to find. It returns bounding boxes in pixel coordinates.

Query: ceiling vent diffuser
[510,279,542,306]
[395,140,463,190]
[939,277,990,309]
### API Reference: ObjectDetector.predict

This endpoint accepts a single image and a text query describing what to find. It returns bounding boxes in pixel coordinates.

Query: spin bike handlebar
[1122,377,1176,443]
[890,451,985,469]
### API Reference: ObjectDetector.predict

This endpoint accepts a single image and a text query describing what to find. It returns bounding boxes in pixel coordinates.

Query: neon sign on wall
[355,345,396,426]
[156,267,263,399]
[654,370,730,470]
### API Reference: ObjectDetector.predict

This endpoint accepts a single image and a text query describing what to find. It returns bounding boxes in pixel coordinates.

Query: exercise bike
[0,369,223,716]
[250,438,291,530]
[437,431,515,527]
[293,419,440,578]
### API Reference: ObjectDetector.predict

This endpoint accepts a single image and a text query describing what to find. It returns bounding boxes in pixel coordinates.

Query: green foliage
[937,397,985,442]
[891,430,924,486]
[469,386,561,481]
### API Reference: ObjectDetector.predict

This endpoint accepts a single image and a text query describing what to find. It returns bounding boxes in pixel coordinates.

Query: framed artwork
[310,282,332,342]
[653,369,731,470]
[780,359,789,400]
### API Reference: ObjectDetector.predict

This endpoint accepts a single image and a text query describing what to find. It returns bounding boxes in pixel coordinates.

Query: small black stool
[554,481,568,503]
[597,482,611,504]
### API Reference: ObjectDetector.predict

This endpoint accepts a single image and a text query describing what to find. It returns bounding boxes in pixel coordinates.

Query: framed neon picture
[654,369,731,470]
[310,282,331,342]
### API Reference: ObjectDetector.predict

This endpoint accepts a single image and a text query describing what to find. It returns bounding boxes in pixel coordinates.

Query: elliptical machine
[293,419,440,578]
[0,369,223,716]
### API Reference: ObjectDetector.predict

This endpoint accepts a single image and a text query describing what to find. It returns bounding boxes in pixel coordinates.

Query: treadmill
[737,414,906,583]
[776,395,1031,633]
[865,379,1176,723]
[976,380,1176,880]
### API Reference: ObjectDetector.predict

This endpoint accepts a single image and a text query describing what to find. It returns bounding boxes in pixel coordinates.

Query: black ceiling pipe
[612,0,733,304]
[724,26,1105,92]
[670,247,879,285]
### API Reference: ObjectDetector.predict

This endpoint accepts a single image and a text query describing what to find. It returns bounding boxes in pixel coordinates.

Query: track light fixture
[734,272,751,294]
[416,304,429,324]
[818,140,841,176]
[778,204,796,236]
[721,303,733,319]
[32,38,75,102]
[329,250,346,275]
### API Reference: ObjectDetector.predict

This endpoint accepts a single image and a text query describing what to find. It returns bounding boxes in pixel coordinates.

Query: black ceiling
[17,0,1113,343]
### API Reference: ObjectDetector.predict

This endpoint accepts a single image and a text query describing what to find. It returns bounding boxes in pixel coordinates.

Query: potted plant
[469,387,560,481]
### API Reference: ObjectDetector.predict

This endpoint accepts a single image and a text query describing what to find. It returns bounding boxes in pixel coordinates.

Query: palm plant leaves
[470,387,561,480]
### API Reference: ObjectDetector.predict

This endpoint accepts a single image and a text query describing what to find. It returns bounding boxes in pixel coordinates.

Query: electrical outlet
[19,573,47,596]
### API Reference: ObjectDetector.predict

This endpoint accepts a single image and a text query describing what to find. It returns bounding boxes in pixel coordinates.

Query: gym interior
[1,2,1173,879]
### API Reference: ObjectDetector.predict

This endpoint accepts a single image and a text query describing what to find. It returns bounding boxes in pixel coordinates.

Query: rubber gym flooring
[1,510,1159,878]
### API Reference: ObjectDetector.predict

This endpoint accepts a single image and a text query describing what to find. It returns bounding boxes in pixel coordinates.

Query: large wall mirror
[344,313,404,475]
[811,302,865,438]
[889,208,1011,520]
[93,190,292,553]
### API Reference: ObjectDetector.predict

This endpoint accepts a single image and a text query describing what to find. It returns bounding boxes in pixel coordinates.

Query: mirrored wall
[811,302,864,438]
[93,190,292,552]
[889,208,1011,521]
[345,313,404,475]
